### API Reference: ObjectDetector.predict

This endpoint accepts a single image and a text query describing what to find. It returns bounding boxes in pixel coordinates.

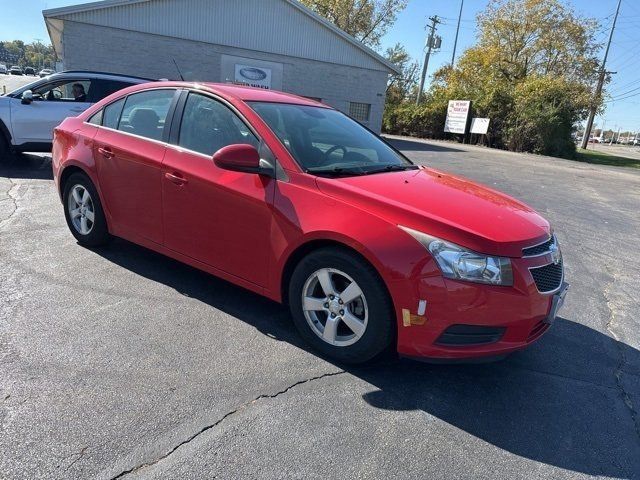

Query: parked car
[38,68,55,78]
[0,64,7,75]
[51,82,568,364]
[0,70,152,161]
[9,66,23,75]
[24,67,36,76]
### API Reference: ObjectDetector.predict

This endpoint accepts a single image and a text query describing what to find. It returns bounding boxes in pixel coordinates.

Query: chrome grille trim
[523,235,556,258]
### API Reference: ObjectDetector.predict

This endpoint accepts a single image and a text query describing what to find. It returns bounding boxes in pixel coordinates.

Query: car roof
[50,70,154,82]
[129,81,330,107]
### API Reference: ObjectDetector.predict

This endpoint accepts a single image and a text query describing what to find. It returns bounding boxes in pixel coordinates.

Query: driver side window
[31,80,92,103]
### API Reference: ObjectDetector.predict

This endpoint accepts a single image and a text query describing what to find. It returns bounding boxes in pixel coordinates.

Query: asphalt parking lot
[1,137,639,479]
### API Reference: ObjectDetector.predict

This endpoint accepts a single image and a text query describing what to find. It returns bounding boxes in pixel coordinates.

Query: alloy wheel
[301,268,368,347]
[67,184,95,235]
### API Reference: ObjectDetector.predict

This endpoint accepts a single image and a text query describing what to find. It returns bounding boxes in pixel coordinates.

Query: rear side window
[103,98,125,129]
[118,89,175,141]
[178,92,258,156]
[88,79,136,103]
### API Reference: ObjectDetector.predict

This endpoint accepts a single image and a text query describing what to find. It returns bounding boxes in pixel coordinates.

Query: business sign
[444,100,471,134]
[234,65,272,89]
[221,55,283,91]
[470,117,490,134]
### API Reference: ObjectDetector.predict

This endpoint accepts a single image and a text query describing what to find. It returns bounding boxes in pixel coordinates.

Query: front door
[161,91,274,287]
[11,79,93,145]
[94,88,178,245]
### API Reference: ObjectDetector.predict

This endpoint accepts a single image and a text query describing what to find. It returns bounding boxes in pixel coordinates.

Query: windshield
[249,102,415,176]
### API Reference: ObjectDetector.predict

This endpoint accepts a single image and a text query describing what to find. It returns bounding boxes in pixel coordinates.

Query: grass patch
[575,148,640,169]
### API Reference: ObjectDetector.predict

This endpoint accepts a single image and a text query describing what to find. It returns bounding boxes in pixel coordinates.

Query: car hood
[315,167,550,257]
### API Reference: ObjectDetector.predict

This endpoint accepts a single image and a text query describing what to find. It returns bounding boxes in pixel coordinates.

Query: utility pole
[451,0,464,66]
[416,15,441,105]
[580,0,622,150]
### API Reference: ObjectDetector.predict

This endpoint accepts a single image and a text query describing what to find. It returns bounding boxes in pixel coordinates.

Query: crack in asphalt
[603,266,640,443]
[0,177,19,229]
[110,370,346,479]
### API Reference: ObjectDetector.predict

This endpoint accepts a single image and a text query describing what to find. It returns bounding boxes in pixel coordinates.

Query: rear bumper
[392,256,568,360]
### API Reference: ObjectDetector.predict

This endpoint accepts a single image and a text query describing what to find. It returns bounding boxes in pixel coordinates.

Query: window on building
[117,89,175,141]
[178,92,258,156]
[348,102,371,123]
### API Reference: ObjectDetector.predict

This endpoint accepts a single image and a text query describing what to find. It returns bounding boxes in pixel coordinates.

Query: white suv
[0,71,152,162]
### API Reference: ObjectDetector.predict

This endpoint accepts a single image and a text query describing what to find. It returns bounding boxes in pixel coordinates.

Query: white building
[43,0,399,132]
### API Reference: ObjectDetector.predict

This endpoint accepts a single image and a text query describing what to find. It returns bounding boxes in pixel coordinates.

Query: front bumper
[393,255,568,360]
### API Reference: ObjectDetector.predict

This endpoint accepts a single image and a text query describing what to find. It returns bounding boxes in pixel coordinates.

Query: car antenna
[172,58,185,81]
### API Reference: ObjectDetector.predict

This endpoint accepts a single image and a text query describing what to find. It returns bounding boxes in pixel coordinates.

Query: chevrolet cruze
[52,82,568,364]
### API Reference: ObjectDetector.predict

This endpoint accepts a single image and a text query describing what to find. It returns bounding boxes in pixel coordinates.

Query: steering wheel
[324,145,347,160]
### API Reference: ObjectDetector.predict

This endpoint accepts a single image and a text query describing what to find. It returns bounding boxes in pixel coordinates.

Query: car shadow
[0,153,53,180]
[385,137,464,153]
[89,237,640,478]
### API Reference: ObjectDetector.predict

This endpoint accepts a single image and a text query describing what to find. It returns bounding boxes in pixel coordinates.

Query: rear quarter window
[103,98,126,129]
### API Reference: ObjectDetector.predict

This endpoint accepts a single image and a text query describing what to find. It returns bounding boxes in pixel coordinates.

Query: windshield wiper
[363,164,419,175]
[305,166,367,177]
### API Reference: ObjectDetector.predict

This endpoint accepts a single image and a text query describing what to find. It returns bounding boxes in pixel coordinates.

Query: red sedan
[52,82,568,364]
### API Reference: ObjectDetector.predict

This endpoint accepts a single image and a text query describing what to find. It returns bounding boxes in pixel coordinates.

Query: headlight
[399,226,513,286]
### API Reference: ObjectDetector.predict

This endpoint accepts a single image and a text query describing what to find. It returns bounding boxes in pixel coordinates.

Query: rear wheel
[289,247,395,364]
[62,172,110,247]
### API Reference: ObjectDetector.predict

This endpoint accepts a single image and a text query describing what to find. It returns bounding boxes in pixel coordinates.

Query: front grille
[435,324,505,346]
[530,260,563,293]
[523,236,554,257]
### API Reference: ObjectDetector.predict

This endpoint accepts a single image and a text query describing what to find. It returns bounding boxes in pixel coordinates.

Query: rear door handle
[70,108,85,113]
[98,147,114,159]
[164,172,188,185]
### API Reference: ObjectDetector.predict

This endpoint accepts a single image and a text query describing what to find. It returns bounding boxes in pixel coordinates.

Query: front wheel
[289,247,395,364]
[62,172,111,247]
[0,134,15,165]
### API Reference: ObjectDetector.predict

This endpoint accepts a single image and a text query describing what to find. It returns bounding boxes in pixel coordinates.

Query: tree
[299,0,408,48]
[384,43,419,105]
[386,0,602,159]
[0,40,56,67]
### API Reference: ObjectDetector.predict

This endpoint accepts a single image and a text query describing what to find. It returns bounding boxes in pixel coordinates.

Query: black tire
[289,247,395,364]
[0,133,15,165]
[62,172,111,247]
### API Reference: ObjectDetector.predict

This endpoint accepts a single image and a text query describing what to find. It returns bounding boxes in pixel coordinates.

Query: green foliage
[383,0,603,160]
[0,40,57,68]
[299,0,408,48]
[384,43,419,107]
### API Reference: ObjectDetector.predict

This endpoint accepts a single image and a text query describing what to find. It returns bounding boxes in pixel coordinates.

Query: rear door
[93,88,179,245]
[10,78,93,145]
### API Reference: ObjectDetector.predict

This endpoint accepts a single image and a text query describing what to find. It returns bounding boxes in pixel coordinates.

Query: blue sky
[4,0,640,131]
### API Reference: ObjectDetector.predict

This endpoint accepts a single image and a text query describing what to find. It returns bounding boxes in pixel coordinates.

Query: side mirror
[21,90,33,104]
[213,144,262,174]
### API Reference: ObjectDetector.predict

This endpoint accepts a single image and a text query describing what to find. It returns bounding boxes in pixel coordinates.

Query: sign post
[470,117,490,145]
[444,100,471,140]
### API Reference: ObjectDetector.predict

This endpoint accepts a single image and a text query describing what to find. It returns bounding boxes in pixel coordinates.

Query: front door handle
[164,172,188,185]
[98,147,114,159]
